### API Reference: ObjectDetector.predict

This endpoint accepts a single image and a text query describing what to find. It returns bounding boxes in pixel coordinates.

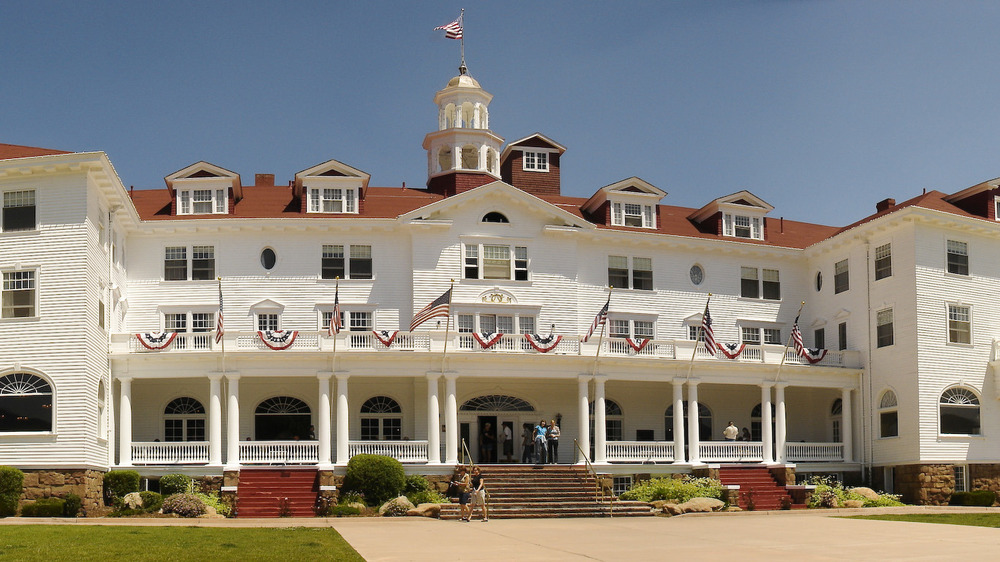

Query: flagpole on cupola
[458,8,466,74]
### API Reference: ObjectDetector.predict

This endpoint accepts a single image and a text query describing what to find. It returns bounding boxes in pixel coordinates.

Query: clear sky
[4,1,1000,227]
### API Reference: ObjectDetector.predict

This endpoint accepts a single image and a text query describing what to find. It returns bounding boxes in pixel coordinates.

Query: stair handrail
[574,439,613,517]
[459,438,489,509]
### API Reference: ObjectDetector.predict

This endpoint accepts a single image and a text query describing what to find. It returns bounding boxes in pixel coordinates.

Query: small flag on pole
[791,313,805,356]
[583,296,610,342]
[215,281,225,344]
[410,288,452,332]
[434,16,463,39]
[330,283,343,336]
[701,300,716,355]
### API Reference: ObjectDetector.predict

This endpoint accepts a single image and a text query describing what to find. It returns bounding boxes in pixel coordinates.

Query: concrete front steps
[236,468,319,517]
[440,465,654,519]
[718,465,804,511]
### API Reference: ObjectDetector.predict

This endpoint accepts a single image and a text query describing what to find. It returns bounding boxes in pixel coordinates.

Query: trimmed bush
[21,498,66,517]
[342,454,406,506]
[619,476,724,504]
[406,489,448,505]
[403,475,431,495]
[194,491,231,517]
[0,466,23,496]
[63,493,82,517]
[950,490,997,506]
[159,474,192,496]
[162,493,206,518]
[139,491,163,512]
[329,505,361,517]
[104,470,140,503]
[0,495,17,518]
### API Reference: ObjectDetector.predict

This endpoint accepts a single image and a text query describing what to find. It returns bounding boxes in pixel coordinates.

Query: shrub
[619,476,724,504]
[159,474,192,496]
[162,493,206,518]
[139,491,163,512]
[63,493,82,517]
[194,491,231,517]
[342,454,406,506]
[328,505,360,517]
[104,470,140,503]
[950,490,997,506]
[403,475,431,495]
[806,476,903,508]
[407,489,448,505]
[0,466,24,496]
[21,498,66,517]
[0,495,17,517]
[338,491,365,506]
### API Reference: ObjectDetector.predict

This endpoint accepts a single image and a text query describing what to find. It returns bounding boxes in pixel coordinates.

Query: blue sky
[4,1,1000,226]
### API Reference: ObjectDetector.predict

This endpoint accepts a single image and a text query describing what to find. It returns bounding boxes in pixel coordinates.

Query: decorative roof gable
[164,161,242,201]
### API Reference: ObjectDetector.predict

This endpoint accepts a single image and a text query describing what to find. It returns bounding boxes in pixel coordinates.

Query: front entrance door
[477,415,497,464]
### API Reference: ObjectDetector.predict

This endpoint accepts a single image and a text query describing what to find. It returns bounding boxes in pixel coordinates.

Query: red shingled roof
[833,190,971,236]
[0,143,71,160]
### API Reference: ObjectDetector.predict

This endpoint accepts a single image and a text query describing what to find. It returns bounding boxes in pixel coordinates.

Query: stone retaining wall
[20,470,104,513]
[894,464,953,505]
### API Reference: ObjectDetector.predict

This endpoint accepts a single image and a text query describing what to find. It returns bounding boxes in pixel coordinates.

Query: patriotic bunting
[473,332,504,349]
[716,342,746,359]
[372,330,399,347]
[625,337,651,353]
[792,312,827,364]
[258,330,298,350]
[136,332,177,350]
[524,333,562,353]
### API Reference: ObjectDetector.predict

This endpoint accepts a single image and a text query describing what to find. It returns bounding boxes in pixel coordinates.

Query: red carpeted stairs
[439,465,653,519]
[717,465,804,510]
[236,468,319,517]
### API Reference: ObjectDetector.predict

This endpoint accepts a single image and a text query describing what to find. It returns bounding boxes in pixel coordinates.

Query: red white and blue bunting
[473,332,504,349]
[524,333,562,353]
[716,342,746,359]
[372,330,399,347]
[136,332,178,350]
[257,330,298,350]
[798,347,828,364]
[625,338,651,353]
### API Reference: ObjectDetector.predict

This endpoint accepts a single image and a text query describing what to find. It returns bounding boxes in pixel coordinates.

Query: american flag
[434,17,463,39]
[329,284,343,336]
[410,288,452,332]
[583,296,610,342]
[701,300,716,355]
[215,281,224,344]
[791,313,804,356]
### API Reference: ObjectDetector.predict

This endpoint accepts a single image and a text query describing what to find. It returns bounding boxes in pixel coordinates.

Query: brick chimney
[876,198,896,213]
[255,173,275,187]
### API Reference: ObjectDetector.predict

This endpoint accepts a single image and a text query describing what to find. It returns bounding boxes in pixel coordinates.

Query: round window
[261,248,277,270]
[689,264,704,286]
[815,271,823,292]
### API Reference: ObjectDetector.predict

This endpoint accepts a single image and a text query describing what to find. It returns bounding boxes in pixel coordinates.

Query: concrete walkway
[3,507,1000,561]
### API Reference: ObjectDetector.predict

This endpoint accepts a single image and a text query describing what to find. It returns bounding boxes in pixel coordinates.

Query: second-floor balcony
[114,331,862,368]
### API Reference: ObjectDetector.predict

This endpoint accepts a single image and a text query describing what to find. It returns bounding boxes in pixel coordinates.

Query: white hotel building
[1,69,998,507]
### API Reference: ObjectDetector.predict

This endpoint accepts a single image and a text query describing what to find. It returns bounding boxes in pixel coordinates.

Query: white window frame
[946,239,969,276]
[874,243,892,280]
[607,255,653,291]
[256,313,280,332]
[876,307,894,348]
[610,201,656,229]
[2,189,37,232]
[161,310,216,333]
[834,259,850,294]
[1,269,37,319]
[321,308,374,332]
[177,188,227,215]
[608,317,655,339]
[939,387,981,436]
[455,311,537,334]
[739,325,782,345]
[947,303,972,345]
[463,242,529,281]
[308,187,358,214]
[321,244,373,280]
[722,212,763,240]
[163,245,216,281]
[521,150,549,172]
[879,389,899,439]
[954,465,968,492]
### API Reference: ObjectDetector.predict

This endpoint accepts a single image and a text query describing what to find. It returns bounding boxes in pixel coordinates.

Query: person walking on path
[451,465,472,521]
[547,419,560,464]
[470,466,489,522]
[723,421,739,441]
[533,419,548,465]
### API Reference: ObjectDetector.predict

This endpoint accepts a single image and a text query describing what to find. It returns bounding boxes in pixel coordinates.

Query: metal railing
[575,439,613,517]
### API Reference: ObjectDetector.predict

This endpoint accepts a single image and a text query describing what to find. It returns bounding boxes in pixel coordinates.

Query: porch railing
[785,442,844,462]
[605,440,674,463]
[347,332,429,351]
[348,440,429,463]
[239,440,319,464]
[457,333,580,355]
[699,441,764,462]
[131,441,210,464]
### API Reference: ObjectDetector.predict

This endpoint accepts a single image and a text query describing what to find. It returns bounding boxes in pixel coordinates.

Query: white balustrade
[456,334,579,355]
[785,442,844,462]
[236,333,320,351]
[128,333,214,353]
[239,440,319,464]
[605,441,674,463]
[348,440,429,463]
[699,441,764,462]
[345,331,427,351]
[131,441,210,464]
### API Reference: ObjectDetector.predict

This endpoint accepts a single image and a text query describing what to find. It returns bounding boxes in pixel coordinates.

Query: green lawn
[0,526,364,561]
[847,513,1000,528]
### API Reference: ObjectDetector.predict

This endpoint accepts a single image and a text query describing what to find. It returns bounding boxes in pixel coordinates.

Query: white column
[672,379,686,463]
[208,375,223,466]
[336,374,350,465]
[317,374,333,466]
[427,374,441,464]
[593,376,607,464]
[687,380,700,464]
[445,375,458,464]
[775,383,787,464]
[118,377,133,467]
[761,383,774,464]
[841,388,854,463]
[452,143,461,170]
[225,375,240,468]
[577,376,590,463]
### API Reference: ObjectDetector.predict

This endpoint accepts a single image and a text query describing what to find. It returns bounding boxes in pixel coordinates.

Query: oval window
[689,264,704,286]
[815,271,823,292]
[261,248,277,270]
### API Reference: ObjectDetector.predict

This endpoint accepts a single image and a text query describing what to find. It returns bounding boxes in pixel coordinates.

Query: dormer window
[178,189,227,215]
[611,202,655,228]
[308,187,357,214]
[723,213,762,240]
[522,151,548,172]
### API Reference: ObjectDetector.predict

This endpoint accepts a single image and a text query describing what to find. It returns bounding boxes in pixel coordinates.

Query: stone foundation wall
[21,470,104,514]
[894,464,953,505]
[969,464,1000,494]
[769,466,796,487]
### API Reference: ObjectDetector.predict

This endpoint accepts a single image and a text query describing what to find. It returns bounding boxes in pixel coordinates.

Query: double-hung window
[740,327,781,345]
[610,319,654,339]
[611,202,655,228]
[463,243,528,281]
[321,244,373,279]
[522,151,548,172]
[308,188,357,213]
[740,267,780,300]
[834,259,850,294]
[177,189,227,215]
[164,246,215,280]
[2,270,36,318]
[456,313,536,334]
[948,304,971,344]
[876,308,894,348]
[2,190,36,231]
[608,256,652,290]
[163,312,215,333]
[257,313,279,332]
[946,240,969,275]
[722,213,762,239]
[874,243,892,280]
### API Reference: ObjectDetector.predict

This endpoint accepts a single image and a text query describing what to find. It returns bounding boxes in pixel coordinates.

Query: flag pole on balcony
[586,287,612,377]
[441,279,454,376]
[686,293,714,379]
[775,301,806,382]
[331,278,343,375]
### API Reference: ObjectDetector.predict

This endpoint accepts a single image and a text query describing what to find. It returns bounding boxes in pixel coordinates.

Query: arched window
[940,387,980,435]
[879,390,898,438]
[751,403,776,442]
[461,145,478,170]
[589,399,623,442]
[460,395,534,412]
[444,103,456,129]
[461,102,475,128]
[482,212,509,224]
[255,396,311,441]
[830,398,842,442]
[164,397,205,442]
[361,396,402,440]
[438,147,452,172]
[0,372,53,432]
[664,402,712,441]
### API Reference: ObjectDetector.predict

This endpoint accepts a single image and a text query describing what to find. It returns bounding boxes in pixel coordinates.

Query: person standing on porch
[501,423,513,462]
[521,424,533,463]
[724,421,739,441]
[547,419,560,463]
[740,427,751,441]
[480,422,496,464]
[533,419,548,465]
